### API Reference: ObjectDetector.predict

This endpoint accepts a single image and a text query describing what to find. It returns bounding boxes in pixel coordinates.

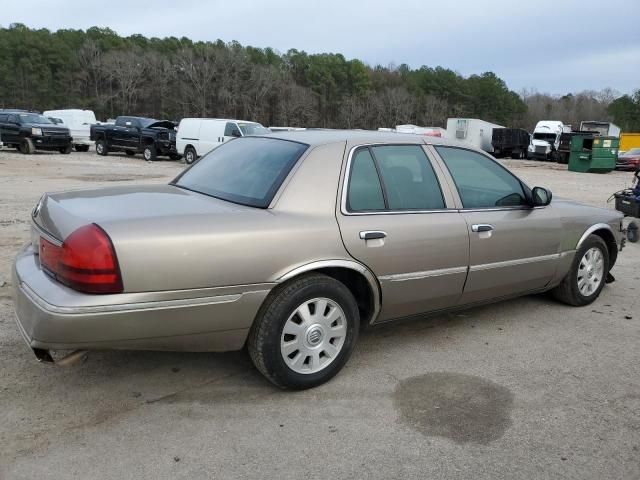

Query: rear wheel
[627,221,639,243]
[184,146,197,165]
[248,273,359,390]
[143,145,157,161]
[19,138,35,154]
[552,234,609,306]
[95,139,108,156]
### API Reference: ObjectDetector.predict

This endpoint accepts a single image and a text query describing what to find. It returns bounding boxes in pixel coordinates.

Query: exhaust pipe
[33,348,88,367]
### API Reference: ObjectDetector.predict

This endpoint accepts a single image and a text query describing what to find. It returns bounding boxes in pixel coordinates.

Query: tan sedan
[13,131,624,389]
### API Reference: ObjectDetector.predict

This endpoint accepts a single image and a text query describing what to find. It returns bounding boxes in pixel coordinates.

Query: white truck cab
[528,120,570,161]
[43,109,97,152]
[176,118,270,164]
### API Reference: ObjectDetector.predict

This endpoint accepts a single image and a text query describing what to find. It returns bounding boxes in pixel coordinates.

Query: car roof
[266,129,466,148]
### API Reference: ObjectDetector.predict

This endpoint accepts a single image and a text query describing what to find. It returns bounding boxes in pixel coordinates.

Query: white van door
[223,122,242,142]
[198,120,226,156]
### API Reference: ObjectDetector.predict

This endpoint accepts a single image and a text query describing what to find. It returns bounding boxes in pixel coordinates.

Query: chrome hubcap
[280,297,347,374]
[577,247,604,296]
[97,144,103,154]
[144,149,151,160]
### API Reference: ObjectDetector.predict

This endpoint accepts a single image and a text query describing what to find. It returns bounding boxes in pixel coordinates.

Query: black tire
[125,150,136,156]
[248,273,360,390]
[627,221,639,243]
[143,144,157,161]
[19,138,35,155]
[95,139,108,156]
[59,144,72,154]
[552,234,609,306]
[74,145,90,152]
[184,146,197,165]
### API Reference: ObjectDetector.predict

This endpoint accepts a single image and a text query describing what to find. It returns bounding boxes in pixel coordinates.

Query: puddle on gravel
[394,372,514,445]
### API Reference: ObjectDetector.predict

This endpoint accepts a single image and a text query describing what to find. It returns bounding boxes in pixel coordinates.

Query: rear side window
[436,147,527,208]
[346,145,445,212]
[347,149,385,211]
[174,137,308,208]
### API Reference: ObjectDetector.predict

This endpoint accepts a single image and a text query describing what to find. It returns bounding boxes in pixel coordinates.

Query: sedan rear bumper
[12,244,272,354]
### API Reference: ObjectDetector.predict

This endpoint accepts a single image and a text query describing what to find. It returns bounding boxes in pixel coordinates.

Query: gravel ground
[0,149,638,479]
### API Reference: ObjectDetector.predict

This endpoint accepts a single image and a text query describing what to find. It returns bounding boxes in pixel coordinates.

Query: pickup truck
[0,110,72,154]
[90,116,180,161]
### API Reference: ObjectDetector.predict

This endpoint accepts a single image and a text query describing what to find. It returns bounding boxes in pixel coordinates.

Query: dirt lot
[1,149,639,479]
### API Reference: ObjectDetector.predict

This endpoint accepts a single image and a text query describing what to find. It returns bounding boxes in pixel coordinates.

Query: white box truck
[445,118,505,153]
[579,121,621,138]
[176,118,270,164]
[43,109,97,152]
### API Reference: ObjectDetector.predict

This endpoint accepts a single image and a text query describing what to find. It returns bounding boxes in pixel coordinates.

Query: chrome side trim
[576,223,614,250]
[470,253,560,272]
[378,266,468,282]
[20,283,245,315]
[278,259,381,324]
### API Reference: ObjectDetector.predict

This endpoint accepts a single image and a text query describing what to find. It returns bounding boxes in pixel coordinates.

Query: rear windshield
[174,137,308,208]
[238,122,271,136]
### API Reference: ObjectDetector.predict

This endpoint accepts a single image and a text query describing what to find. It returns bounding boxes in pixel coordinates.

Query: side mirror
[532,186,552,207]
[231,130,242,138]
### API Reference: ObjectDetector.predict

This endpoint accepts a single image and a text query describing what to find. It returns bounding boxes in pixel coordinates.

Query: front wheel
[19,138,35,154]
[552,234,609,306]
[95,139,108,156]
[59,144,72,154]
[143,145,157,161]
[248,273,360,390]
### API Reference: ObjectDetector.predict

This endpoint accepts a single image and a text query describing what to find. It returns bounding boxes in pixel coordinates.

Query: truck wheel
[19,138,35,155]
[552,234,609,306]
[143,145,157,161]
[184,147,197,165]
[95,139,108,156]
[248,273,360,390]
[59,144,72,154]
[125,150,136,156]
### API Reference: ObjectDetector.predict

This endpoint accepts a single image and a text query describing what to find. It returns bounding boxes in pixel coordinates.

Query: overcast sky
[3,0,639,95]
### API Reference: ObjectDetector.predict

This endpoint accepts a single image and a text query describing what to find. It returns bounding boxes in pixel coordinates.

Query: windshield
[533,133,556,142]
[174,137,308,208]
[19,113,52,124]
[625,148,640,155]
[238,122,271,136]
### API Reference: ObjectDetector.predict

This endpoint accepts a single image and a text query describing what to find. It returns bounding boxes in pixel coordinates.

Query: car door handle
[359,231,387,240]
[471,224,494,233]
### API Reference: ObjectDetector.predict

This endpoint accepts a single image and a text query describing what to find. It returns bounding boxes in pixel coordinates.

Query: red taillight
[39,224,123,294]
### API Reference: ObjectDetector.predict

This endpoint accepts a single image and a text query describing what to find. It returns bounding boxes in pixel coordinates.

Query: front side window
[224,122,242,137]
[346,145,445,212]
[436,147,527,209]
[18,113,52,124]
[238,122,270,136]
[174,137,307,208]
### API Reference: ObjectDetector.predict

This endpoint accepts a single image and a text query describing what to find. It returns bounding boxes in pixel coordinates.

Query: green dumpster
[590,136,618,173]
[568,133,595,173]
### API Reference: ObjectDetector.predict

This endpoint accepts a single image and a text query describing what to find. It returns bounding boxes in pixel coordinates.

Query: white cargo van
[445,118,504,153]
[43,109,97,152]
[176,118,270,164]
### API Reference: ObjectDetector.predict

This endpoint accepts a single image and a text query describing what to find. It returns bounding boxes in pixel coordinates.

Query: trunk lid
[32,184,260,241]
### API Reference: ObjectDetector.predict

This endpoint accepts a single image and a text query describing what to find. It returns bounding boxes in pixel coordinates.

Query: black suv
[0,110,73,154]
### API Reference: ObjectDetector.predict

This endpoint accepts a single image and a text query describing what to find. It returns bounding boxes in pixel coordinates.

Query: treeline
[0,23,639,132]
